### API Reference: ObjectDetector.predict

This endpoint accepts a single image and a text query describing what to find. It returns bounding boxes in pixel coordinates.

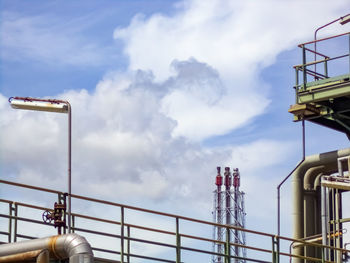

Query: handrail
[298,31,350,46]
[1,179,350,263]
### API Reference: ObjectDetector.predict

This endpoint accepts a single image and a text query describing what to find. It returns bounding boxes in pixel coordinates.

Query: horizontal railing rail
[1,179,349,263]
[293,31,350,100]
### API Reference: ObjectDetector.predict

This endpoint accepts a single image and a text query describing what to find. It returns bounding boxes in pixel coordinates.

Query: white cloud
[114,0,348,82]
[0,68,294,213]
[114,0,349,140]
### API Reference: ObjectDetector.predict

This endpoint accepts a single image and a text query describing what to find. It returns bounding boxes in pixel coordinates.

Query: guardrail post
[176,217,181,263]
[295,67,300,103]
[13,203,18,242]
[272,236,276,263]
[225,227,231,263]
[321,245,325,263]
[72,215,75,233]
[302,44,307,89]
[348,33,350,74]
[127,226,130,263]
[121,206,125,263]
[62,193,67,234]
[324,58,329,78]
[8,203,13,243]
[272,236,279,263]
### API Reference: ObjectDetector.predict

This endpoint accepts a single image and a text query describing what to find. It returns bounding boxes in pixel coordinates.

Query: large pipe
[0,234,93,263]
[292,147,350,263]
[0,249,49,263]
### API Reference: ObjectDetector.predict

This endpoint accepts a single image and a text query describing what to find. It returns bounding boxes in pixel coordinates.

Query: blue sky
[1,0,350,259]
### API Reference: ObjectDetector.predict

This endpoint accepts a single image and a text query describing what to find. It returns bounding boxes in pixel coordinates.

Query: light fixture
[10,98,68,113]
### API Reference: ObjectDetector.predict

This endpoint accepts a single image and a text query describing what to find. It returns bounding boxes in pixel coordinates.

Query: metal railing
[293,31,350,99]
[1,179,349,263]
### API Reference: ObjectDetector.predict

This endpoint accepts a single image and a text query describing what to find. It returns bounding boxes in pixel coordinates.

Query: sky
[0,0,350,261]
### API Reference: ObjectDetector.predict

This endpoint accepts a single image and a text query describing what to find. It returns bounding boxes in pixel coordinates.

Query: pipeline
[0,234,93,263]
[292,147,350,263]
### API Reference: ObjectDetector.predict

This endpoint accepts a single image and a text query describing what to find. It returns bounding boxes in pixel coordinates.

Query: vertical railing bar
[14,203,18,242]
[324,58,328,78]
[225,227,231,263]
[348,33,350,74]
[276,235,280,263]
[8,202,12,243]
[63,193,67,235]
[121,206,125,263]
[127,226,130,263]
[176,217,181,263]
[321,244,325,263]
[72,215,75,233]
[272,236,276,263]
[295,67,300,103]
[302,45,307,89]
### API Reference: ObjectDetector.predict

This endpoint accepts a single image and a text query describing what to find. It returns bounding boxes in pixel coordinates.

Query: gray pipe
[0,234,93,263]
[321,180,328,261]
[291,147,350,263]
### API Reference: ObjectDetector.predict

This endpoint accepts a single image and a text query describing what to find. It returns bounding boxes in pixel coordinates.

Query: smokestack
[233,168,240,189]
[224,167,231,225]
[215,167,223,262]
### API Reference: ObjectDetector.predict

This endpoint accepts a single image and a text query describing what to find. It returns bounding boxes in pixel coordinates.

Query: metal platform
[289,32,350,138]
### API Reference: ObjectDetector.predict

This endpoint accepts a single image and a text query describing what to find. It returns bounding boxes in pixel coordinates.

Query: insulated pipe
[304,166,327,190]
[0,234,93,263]
[0,249,49,263]
[292,147,350,263]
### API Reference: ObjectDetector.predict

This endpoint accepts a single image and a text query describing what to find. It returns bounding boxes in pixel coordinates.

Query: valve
[42,202,66,234]
[42,210,53,223]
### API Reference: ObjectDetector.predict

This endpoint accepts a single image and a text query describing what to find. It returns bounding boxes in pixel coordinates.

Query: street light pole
[9,97,72,233]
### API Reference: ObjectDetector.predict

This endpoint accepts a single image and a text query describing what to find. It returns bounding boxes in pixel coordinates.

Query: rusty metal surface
[0,249,42,262]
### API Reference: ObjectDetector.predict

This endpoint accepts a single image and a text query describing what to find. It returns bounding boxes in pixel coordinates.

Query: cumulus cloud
[114,0,348,140]
[0,67,294,213]
[114,0,347,82]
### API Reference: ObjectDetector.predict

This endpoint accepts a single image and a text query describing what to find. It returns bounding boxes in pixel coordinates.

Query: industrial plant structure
[1,17,350,263]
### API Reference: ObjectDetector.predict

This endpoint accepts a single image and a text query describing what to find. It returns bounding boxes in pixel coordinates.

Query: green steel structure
[289,32,350,138]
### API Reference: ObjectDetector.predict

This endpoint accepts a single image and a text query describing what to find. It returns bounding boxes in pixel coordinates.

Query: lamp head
[9,97,68,113]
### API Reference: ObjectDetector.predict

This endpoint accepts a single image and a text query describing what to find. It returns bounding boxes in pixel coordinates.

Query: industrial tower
[212,167,246,263]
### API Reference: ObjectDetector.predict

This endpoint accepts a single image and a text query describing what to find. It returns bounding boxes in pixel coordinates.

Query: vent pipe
[0,234,94,263]
[224,167,231,226]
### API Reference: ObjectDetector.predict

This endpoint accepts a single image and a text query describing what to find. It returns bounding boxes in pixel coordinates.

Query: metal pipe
[277,120,306,237]
[321,180,328,261]
[67,102,72,234]
[0,234,93,263]
[0,249,49,263]
[291,147,350,263]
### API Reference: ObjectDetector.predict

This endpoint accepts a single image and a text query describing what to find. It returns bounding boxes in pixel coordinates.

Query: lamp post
[314,14,350,79]
[9,96,72,233]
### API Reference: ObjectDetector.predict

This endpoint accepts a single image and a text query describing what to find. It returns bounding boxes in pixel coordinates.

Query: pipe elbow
[55,234,93,258]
